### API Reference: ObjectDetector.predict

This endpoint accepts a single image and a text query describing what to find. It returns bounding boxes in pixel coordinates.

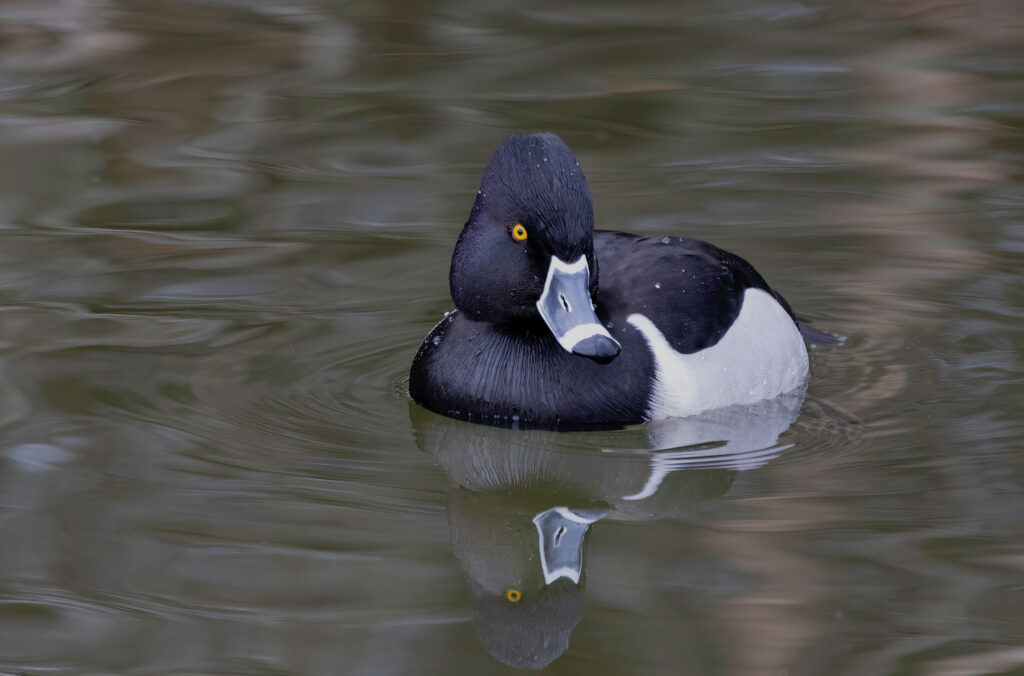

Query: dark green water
[1,1,1023,674]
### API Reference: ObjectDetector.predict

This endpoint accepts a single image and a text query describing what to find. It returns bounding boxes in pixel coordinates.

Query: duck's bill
[536,255,622,363]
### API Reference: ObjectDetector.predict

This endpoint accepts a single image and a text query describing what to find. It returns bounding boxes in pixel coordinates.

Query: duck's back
[594,231,796,351]
[593,231,808,419]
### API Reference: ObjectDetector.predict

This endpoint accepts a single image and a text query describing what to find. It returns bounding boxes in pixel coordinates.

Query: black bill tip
[571,335,621,364]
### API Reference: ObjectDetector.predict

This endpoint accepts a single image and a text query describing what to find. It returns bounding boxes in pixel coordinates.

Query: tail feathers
[769,289,844,346]
[797,321,844,347]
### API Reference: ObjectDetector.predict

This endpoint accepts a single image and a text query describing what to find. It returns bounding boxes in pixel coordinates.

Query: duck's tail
[797,320,845,347]
[768,289,845,347]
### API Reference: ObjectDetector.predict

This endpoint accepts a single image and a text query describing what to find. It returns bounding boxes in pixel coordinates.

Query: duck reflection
[411,386,806,670]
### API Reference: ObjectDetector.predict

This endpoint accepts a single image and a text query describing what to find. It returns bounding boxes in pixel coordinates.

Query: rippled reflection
[413,388,807,669]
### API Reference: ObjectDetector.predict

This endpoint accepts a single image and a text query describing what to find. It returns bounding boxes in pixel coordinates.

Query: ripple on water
[0,592,152,665]
[179,323,420,456]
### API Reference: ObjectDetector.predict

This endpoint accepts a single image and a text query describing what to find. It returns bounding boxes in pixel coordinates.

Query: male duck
[410,133,828,428]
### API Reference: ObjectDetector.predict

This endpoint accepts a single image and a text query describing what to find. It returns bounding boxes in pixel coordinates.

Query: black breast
[409,311,654,428]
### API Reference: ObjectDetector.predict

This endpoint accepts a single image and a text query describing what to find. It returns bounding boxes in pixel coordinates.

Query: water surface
[1,1,1023,674]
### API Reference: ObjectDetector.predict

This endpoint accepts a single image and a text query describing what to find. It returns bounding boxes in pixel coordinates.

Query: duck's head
[449,133,621,363]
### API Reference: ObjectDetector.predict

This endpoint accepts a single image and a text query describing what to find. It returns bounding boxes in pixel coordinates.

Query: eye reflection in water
[410,385,806,670]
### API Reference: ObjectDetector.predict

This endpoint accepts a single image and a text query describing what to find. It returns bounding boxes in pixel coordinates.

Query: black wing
[594,230,797,355]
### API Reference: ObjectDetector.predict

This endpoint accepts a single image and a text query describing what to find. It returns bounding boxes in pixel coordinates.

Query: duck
[410,132,832,428]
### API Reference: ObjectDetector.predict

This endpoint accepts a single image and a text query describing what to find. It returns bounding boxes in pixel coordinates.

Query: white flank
[627,288,808,420]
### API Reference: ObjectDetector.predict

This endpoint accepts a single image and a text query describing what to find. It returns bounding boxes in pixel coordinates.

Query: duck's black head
[450,133,621,363]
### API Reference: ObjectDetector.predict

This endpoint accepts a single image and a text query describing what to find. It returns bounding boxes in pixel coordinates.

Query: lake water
[1,1,1022,674]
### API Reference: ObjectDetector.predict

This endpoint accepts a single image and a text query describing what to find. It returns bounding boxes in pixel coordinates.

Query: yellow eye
[506,589,522,603]
[512,223,528,241]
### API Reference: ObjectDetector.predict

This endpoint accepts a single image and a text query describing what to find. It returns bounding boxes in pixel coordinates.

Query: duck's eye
[512,223,528,241]
[506,589,522,603]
